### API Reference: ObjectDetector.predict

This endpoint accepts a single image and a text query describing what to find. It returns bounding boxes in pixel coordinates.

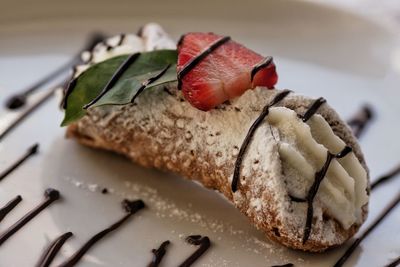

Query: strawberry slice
[177,32,278,111]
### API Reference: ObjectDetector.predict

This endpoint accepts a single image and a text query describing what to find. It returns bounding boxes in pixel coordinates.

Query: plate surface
[1,0,400,266]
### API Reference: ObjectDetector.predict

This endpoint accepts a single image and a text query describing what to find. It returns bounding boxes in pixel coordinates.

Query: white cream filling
[267,107,368,229]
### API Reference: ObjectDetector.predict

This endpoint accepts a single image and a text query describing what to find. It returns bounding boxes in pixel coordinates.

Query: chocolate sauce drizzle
[0,82,59,141]
[83,52,141,109]
[177,36,231,89]
[58,199,145,267]
[4,33,105,110]
[347,104,374,138]
[0,143,39,182]
[0,195,22,223]
[231,90,292,192]
[0,188,60,246]
[130,64,172,103]
[117,33,126,46]
[147,240,170,267]
[333,191,400,267]
[36,232,73,267]
[178,235,211,267]
[302,146,352,244]
[299,97,326,122]
[371,164,400,190]
[250,56,273,82]
[386,256,400,267]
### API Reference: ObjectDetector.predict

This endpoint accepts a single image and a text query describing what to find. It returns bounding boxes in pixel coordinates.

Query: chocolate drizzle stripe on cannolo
[177,36,231,88]
[302,146,352,243]
[333,191,400,267]
[0,196,22,223]
[0,189,60,246]
[0,143,38,182]
[148,240,170,267]
[83,52,141,109]
[300,97,326,122]
[58,199,144,267]
[117,33,126,46]
[130,64,172,103]
[250,56,273,82]
[232,89,292,192]
[178,235,211,267]
[36,232,73,267]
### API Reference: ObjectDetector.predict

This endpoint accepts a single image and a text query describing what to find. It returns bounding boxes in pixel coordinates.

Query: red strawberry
[177,32,278,111]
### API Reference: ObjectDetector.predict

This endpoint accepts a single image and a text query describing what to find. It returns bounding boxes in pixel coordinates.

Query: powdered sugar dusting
[63,175,305,265]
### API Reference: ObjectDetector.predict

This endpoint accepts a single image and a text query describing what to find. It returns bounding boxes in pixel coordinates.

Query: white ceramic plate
[1,0,400,266]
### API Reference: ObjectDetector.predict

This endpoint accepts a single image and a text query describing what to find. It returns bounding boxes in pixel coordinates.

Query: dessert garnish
[58,199,145,267]
[0,188,60,246]
[36,232,73,267]
[0,143,38,182]
[82,52,142,109]
[370,163,400,190]
[347,104,374,138]
[179,235,211,267]
[61,49,177,125]
[177,32,277,111]
[148,240,170,267]
[333,191,400,267]
[0,195,22,223]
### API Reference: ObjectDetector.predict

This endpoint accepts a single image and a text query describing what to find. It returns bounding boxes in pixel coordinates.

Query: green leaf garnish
[61,49,178,126]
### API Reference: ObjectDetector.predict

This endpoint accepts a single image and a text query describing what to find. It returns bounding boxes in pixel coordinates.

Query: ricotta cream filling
[267,107,368,229]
